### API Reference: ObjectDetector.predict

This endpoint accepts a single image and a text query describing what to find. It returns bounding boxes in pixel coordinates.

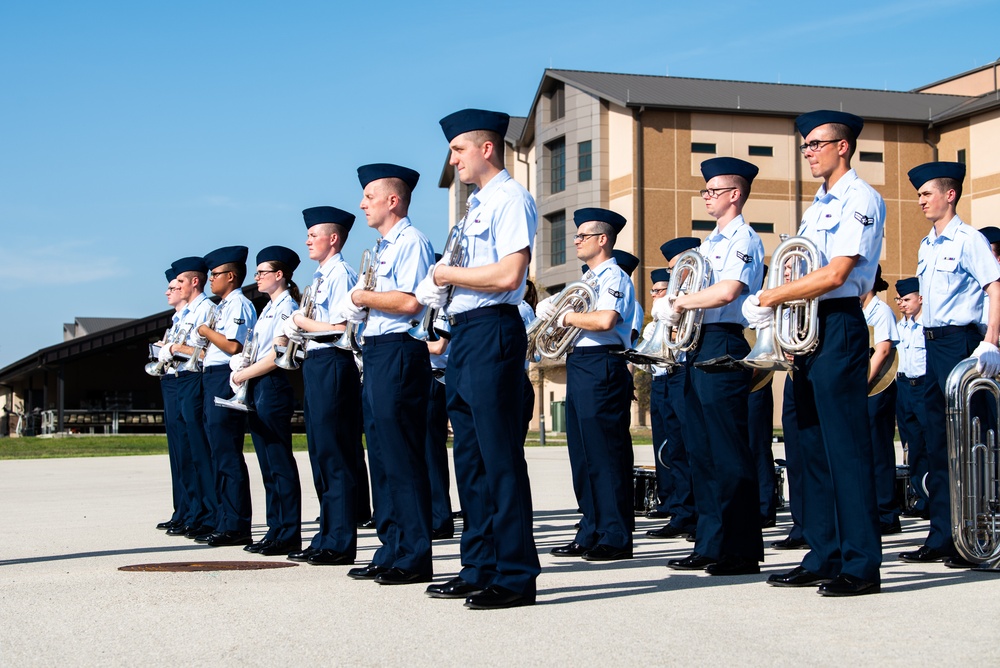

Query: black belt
[448,303,520,327]
[363,333,412,346]
[818,297,863,315]
[305,346,354,359]
[896,373,925,386]
[203,364,230,375]
[702,323,744,335]
[923,324,980,340]
[570,344,625,356]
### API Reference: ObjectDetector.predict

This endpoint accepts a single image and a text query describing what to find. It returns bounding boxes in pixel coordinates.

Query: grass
[0,428,656,460]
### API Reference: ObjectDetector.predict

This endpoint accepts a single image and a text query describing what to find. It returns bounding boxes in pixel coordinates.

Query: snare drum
[633,466,657,516]
[895,464,920,515]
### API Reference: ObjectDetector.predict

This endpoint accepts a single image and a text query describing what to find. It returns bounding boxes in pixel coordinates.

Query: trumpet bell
[214,396,250,412]
[740,323,793,371]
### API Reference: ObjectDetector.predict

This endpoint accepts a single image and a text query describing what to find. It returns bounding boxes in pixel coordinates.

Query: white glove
[157,344,174,363]
[229,371,242,396]
[973,341,1000,378]
[555,309,572,328]
[415,268,449,309]
[282,318,304,344]
[651,296,681,327]
[534,296,557,321]
[741,292,774,328]
[229,355,248,372]
[336,288,368,323]
[191,335,208,348]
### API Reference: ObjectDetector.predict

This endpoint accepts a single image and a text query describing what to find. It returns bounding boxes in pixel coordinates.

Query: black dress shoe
[259,540,302,557]
[307,549,353,565]
[166,524,194,536]
[818,574,880,597]
[186,525,215,539]
[771,536,809,550]
[943,555,977,569]
[425,577,483,599]
[550,541,588,557]
[667,553,717,571]
[899,545,948,563]
[464,585,534,610]
[582,544,633,561]
[156,519,181,530]
[244,538,273,553]
[761,518,777,528]
[645,509,671,519]
[767,566,833,587]
[432,525,455,540]
[706,556,760,576]
[646,524,690,539]
[880,517,902,535]
[347,563,389,580]
[287,547,319,562]
[374,567,432,585]
[206,531,253,547]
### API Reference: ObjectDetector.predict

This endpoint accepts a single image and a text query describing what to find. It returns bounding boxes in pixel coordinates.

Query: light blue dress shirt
[697,215,764,325]
[365,217,434,336]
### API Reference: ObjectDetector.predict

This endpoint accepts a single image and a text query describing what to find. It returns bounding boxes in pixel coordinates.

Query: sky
[1,0,998,367]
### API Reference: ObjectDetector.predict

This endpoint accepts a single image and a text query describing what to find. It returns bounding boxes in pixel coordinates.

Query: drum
[895,464,921,515]
[773,463,786,510]
[633,466,657,516]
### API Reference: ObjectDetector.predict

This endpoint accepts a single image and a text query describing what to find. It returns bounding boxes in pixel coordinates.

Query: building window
[548,211,566,266]
[749,222,775,234]
[692,219,715,231]
[578,140,593,182]
[550,83,565,121]
[859,152,883,163]
[748,145,773,157]
[547,137,566,194]
[958,149,967,164]
[691,142,716,154]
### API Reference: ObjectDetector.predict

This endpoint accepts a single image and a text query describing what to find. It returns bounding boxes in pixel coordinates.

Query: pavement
[2,445,999,667]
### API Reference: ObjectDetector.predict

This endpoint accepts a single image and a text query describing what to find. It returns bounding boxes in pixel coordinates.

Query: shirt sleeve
[964,230,1000,290]
[594,268,629,318]
[828,184,884,263]
[392,233,433,294]
[492,186,537,259]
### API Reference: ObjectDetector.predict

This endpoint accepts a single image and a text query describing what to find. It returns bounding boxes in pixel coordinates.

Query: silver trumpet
[526,277,598,361]
[214,329,257,412]
[741,235,820,371]
[335,243,378,353]
[144,324,192,377]
[409,212,469,343]
[178,304,221,373]
[663,249,712,352]
[274,286,314,371]
[946,358,1000,571]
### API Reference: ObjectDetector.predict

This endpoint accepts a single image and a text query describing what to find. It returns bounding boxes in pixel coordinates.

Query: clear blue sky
[1,0,997,366]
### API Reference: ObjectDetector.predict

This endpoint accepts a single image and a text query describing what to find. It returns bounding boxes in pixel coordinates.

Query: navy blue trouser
[748,379,776,524]
[649,374,673,511]
[663,365,697,531]
[363,335,433,575]
[175,370,216,528]
[685,324,762,562]
[446,305,539,598]
[425,374,454,533]
[923,324,982,555]
[161,374,193,524]
[795,299,881,582]
[868,381,899,525]
[895,375,928,512]
[781,377,805,542]
[302,347,361,556]
[248,372,301,544]
[203,365,251,534]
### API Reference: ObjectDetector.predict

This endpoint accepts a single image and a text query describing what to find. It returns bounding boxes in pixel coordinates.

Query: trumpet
[335,243,379,353]
[178,303,221,373]
[741,235,820,371]
[409,212,469,342]
[145,324,193,377]
[274,286,314,371]
[663,250,712,352]
[526,276,598,361]
[214,329,257,412]
[946,358,1000,571]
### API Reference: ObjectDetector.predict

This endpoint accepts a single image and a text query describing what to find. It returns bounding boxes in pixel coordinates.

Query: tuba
[274,286,314,371]
[409,212,470,342]
[741,235,820,371]
[214,329,257,412]
[335,243,378,353]
[526,277,598,361]
[663,250,712,352]
[178,303,221,373]
[945,358,1000,571]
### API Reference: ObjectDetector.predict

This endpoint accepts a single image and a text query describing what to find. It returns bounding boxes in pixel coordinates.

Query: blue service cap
[896,277,919,296]
[660,237,701,262]
[165,267,178,282]
[357,163,420,191]
[700,157,759,184]
[650,268,670,284]
[980,226,1000,245]
[439,109,510,142]
[907,161,966,190]
[171,256,208,275]
[256,245,300,272]
[574,207,627,233]
[204,245,249,271]
[612,250,639,277]
[302,206,355,230]
[795,110,864,140]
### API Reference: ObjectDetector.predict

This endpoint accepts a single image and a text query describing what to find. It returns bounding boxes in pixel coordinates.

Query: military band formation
[147,106,1000,608]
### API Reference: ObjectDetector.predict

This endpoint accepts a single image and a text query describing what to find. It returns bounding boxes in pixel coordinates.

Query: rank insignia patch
[608,288,624,299]
[234,318,245,324]
[854,212,874,226]
[736,251,753,263]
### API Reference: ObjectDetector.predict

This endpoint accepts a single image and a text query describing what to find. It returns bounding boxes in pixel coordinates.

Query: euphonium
[663,250,712,352]
[409,213,469,342]
[528,277,598,361]
[214,329,257,412]
[274,286,314,371]
[179,304,221,373]
[741,235,820,371]
[335,244,378,352]
[618,320,677,368]
[946,358,1000,571]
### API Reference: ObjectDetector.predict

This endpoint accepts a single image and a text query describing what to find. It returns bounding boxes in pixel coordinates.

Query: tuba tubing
[663,250,712,352]
[529,280,599,361]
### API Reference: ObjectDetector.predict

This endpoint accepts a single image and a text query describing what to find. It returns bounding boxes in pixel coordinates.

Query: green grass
[0,428,656,460]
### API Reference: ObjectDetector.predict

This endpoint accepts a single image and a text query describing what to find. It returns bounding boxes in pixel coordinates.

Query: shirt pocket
[461,219,492,265]
[932,257,960,295]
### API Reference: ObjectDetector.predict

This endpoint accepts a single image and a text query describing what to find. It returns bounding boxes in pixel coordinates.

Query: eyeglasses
[573,233,603,242]
[166,287,181,292]
[650,287,667,295]
[254,270,277,279]
[798,139,840,155]
[208,270,233,280]
[698,187,737,198]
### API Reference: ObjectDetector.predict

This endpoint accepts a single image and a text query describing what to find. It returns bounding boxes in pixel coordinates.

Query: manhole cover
[119,561,298,572]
